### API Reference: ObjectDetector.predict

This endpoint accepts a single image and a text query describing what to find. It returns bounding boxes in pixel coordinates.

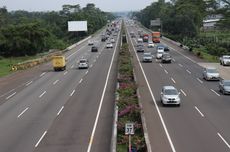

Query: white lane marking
[195,106,204,117]
[66,45,85,59]
[17,107,29,118]
[25,81,33,86]
[6,92,17,100]
[171,77,176,84]
[159,63,163,67]
[164,69,168,74]
[180,89,187,97]
[94,59,96,62]
[186,69,191,74]
[79,79,83,84]
[64,71,68,75]
[87,30,120,152]
[35,131,47,148]
[53,80,59,85]
[57,106,64,116]
[172,58,175,62]
[70,90,75,96]
[40,72,46,77]
[96,55,99,58]
[178,64,183,67]
[127,28,176,152]
[211,89,220,97]
[196,78,203,84]
[169,46,196,64]
[217,133,230,149]
[39,91,46,98]
[0,89,15,98]
[85,71,89,75]
[90,64,93,68]
[71,64,74,68]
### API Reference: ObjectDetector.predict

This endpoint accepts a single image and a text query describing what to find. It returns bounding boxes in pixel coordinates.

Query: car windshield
[163,54,170,58]
[223,56,230,59]
[144,54,151,57]
[207,69,218,73]
[164,89,178,95]
[223,81,230,86]
[80,60,87,63]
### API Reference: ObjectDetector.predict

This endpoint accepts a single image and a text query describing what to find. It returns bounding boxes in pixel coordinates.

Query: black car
[161,53,172,63]
[101,36,106,42]
[91,46,98,52]
[164,46,170,51]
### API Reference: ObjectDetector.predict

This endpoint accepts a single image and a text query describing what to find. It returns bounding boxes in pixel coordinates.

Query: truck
[152,32,161,43]
[52,55,66,71]
[143,34,149,42]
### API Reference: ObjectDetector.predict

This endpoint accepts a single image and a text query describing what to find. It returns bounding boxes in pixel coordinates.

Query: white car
[106,42,113,48]
[203,67,220,81]
[88,40,94,46]
[220,55,230,66]
[148,41,155,48]
[137,38,143,43]
[161,86,181,106]
[110,38,115,43]
[78,58,89,69]
[142,52,153,62]
[156,49,164,59]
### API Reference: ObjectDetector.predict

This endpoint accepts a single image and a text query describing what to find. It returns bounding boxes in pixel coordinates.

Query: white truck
[220,55,230,66]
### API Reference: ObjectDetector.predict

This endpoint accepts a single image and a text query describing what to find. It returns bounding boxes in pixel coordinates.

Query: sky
[0,0,157,12]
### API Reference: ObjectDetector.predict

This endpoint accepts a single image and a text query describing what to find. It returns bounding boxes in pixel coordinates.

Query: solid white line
[35,131,47,147]
[169,46,196,64]
[178,64,183,67]
[70,90,75,96]
[171,77,176,84]
[211,89,220,97]
[57,106,64,116]
[127,27,176,152]
[40,72,46,77]
[197,78,203,84]
[6,92,17,100]
[25,81,33,86]
[64,71,68,75]
[180,89,187,97]
[66,45,85,60]
[79,79,83,84]
[53,80,59,85]
[87,29,120,152]
[39,91,46,98]
[186,69,191,74]
[159,63,163,67]
[195,106,204,117]
[17,107,29,118]
[85,71,89,75]
[217,133,230,149]
[164,69,168,74]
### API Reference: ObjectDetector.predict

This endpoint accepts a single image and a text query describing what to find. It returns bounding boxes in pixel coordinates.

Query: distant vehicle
[113,33,118,37]
[106,42,113,48]
[220,55,230,66]
[148,41,155,48]
[137,46,145,52]
[164,46,170,51]
[137,38,143,43]
[78,58,89,69]
[203,67,220,81]
[152,31,161,43]
[156,47,164,59]
[52,55,66,71]
[143,34,149,42]
[88,40,94,46]
[219,80,230,95]
[110,38,115,43]
[161,86,181,106]
[101,35,106,42]
[91,46,98,52]
[161,53,172,63]
[142,52,153,62]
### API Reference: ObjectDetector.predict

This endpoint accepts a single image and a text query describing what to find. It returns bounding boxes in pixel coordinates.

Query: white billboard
[68,21,88,32]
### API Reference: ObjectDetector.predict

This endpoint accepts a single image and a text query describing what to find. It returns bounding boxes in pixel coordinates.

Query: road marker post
[125,122,134,152]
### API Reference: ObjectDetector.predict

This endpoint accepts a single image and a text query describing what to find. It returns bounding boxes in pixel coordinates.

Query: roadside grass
[193,48,219,62]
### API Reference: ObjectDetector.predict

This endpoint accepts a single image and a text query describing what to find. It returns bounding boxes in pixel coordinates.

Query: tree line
[0,3,115,57]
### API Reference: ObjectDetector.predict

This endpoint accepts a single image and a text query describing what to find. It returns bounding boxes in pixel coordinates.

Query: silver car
[142,52,153,62]
[78,58,89,69]
[203,67,220,81]
[161,86,181,106]
[219,80,230,95]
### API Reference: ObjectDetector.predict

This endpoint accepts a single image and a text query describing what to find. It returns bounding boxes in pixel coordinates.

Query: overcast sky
[0,0,157,12]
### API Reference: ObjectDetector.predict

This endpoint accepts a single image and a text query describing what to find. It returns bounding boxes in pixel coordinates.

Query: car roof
[163,86,176,90]
[144,52,151,55]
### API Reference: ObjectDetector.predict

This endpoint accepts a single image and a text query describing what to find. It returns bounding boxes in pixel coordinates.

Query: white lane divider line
[57,106,64,116]
[164,69,168,74]
[53,80,59,85]
[178,64,183,67]
[25,81,33,86]
[85,71,89,75]
[172,58,176,62]
[35,131,47,148]
[66,45,85,59]
[40,72,46,77]
[6,92,17,100]
[96,55,99,58]
[17,107,29,118]
[64,71,68,75]
[71,64,74,68]
[195,106,204,117]
[39,91,46,98]
[171,77,176,84]
[94,59,96,62]
[79,79,83,84]
[217,133,230,149]
[159,63,163,67]
[196,78,203,84]
[70,90,75,96]
[211,89,220,97]
[90,64,93,68]
[180,89,187,97]
[186,69,191,74]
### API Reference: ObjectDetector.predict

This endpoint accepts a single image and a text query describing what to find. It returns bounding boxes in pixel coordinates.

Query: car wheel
[177,104,181,107]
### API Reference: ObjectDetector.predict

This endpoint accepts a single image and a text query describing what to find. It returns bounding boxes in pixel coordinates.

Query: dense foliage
[0,4,115,57]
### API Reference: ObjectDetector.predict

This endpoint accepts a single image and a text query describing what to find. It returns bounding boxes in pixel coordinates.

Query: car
[113,33,118,37]
[136,46,145,52]
[161,53,172,63]
[137,38,143,43]
[78,58,89,69]
[142,52,153,62]
[219,80,230,95]
[161,86,181,106]
[202,67,220,81]
[91,46,98,52]
[220,55,230,66]
[110,38,115,43]
[156,49,164,59]
[136,43,144,48]
[164,46,170,51]
[101,35,106,42]
[88,40,94,46]
[106,42,113,48]
[148,41,155,48]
